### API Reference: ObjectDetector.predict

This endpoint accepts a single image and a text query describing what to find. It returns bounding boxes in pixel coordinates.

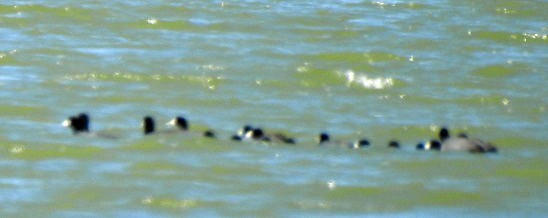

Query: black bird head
[169,116,188,131]
[77,113,90,132]
[237,125,253,136]
[203,130,216,138]
[388,140,400,149]
[249,128,264,140]
[416,142,425,150]
[428,140,442,150]
[417,140,441,151]
[439,127,450,141]
[353,138,370,149]
[318,132,330,144]
[63,113,90,134]
[231,135,242,141]
[143,116,155,135]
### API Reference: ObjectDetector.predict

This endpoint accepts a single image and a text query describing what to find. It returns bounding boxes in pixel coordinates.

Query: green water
[0,0,546,216]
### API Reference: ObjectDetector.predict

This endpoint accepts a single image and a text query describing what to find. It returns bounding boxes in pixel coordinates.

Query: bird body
[438,127,497,153]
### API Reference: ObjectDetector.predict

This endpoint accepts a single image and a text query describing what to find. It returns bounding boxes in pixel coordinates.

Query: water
[0,0,546,216]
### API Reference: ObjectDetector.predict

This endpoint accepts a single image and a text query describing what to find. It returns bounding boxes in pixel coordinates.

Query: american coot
[63,113,116,139]
[62,113,90,134]
[167,116,188,131]
[416,139,442,151]
[144,116,216,138]
[318,132,370,149]
[232,125,295,144]
[245,128,271,142]
[231,125,253,141]
[438,127,497,153]
[248,128,296,144]
[168,116,216,138]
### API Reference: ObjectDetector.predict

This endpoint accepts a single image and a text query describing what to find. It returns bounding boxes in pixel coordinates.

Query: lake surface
[0,0,546,217]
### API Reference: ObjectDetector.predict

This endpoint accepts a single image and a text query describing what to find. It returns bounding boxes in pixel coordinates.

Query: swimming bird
[62,113,90,134]
[318,132,370,149]
[232,125,295,144]
[231,125,253,141]
[245,128,271,142]
[438,127,497,153]
[416,139,441,151]
[353,139,371,149]
[62,113,116,139]
[166,116,216,138]
[167,116,189,131]
[250,127,297,144]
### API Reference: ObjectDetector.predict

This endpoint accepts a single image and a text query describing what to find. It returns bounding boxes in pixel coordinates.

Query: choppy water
[0,0,546,216]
